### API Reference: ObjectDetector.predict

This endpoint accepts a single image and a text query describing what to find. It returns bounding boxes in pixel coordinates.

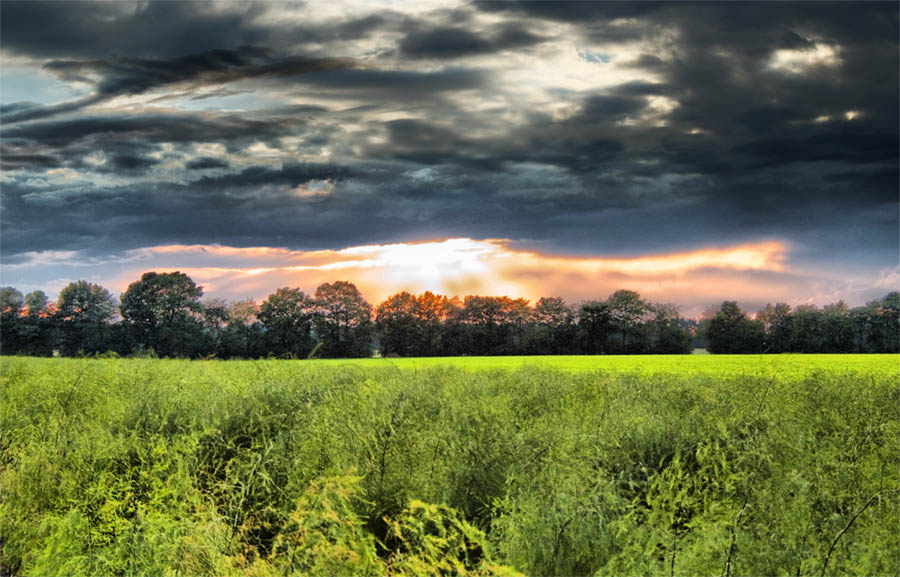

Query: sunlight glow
[108,238,792,310]
[769,43,840,74]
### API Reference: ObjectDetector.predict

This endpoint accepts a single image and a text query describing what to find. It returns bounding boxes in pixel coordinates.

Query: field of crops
[323,353,899,378]
[1,355,898,576]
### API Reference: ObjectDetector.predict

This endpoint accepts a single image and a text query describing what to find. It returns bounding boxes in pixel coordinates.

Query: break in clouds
[1,1,897,309]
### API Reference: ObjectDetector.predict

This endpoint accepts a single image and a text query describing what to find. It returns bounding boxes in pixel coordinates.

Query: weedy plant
[0,356,897,576]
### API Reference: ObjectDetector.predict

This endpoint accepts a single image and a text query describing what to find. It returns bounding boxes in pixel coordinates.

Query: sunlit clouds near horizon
[6,237,895,317]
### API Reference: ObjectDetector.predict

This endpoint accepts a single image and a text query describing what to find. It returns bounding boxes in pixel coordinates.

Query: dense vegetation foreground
[1,357,897,576]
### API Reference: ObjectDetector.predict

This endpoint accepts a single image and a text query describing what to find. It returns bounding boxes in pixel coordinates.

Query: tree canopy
[120,271,204,356]
[0,274,896,358]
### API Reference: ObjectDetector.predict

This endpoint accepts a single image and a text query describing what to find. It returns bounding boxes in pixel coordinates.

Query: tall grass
[1,358,897,576]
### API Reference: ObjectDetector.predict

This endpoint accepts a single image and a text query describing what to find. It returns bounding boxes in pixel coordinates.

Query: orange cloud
[110,238,799,315]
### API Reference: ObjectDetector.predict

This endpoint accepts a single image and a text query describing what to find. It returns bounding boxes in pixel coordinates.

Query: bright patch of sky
[0,64,88,105]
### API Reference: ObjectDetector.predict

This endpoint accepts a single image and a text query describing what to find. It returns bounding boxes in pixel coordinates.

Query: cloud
[3,112,299,148]
[185,157,231,170]
[15,236,889,318]
[6,238,801,313]
[399,22,545,58]
[2,48,355,123]
[1,0,896,305]
[768,43,841,74]
[0,1,269,59]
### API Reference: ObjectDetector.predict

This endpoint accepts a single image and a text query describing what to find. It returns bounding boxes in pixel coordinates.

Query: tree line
[704,296,900,354]
[0,271,897,358]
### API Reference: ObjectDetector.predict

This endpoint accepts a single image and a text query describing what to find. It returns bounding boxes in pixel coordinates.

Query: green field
[318,353,899,378]
[1,355,898,576]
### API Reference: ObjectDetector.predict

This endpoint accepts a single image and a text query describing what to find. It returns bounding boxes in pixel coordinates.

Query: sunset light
[34,237,804,315]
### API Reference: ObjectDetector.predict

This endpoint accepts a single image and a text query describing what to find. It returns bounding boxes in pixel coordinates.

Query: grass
[1,354,898,576]
[321,352,899,378]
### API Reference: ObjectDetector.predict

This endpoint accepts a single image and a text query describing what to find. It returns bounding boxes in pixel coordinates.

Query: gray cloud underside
[1,0,897,272]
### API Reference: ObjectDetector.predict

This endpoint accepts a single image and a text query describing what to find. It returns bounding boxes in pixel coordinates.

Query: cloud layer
[1,1,897,309]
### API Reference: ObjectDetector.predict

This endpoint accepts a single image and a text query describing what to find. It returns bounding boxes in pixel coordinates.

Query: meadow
[1,355,897,576]
[319,353,898,378]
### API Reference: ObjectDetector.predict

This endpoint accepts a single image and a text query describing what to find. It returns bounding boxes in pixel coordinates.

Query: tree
[438,297,468,356]
[414,291,452,356]
[646,302,693,354]
[0,286,24,319]
[606,290,648,352]
[313,281,373,358]
[790,304,823,353]
[120,272,204,357]
[24,291,50,317]
[878,292,900,353]
[57,281,117,324]
[854,292,900,353]
[199,298,230,357]
[526,297,577,355]
[448,296,532,355]
[56,281,118,355]
[1,288,54,356]
[495,296,532,354]
[821,301,854,353]
[222,299,264,358]
[757,303,792,352]
[376,292,422,357]
[706,301,765,354]
[578,301,614,354]
[258,288,316,358]
[533,297,571,326]
[0,287,25,354]
[229,299,259,325]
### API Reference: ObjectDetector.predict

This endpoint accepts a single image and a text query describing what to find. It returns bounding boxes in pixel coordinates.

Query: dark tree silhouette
[120,271,204,357]
[313,281,373,358]
[56,280,118,355]
[258,288,317,358]
[706,301,765,354]
[1,275,895,358]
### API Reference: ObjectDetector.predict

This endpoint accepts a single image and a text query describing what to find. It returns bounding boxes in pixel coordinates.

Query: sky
[1,1,897,316]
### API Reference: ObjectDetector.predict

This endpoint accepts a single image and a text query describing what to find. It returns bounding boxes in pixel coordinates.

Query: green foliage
[57,281,117,324]
[257,288,316,358]
[707,301,766,353]
[313,281,374,358]
[119,271,205,357]
[240,474,380,576]
[1,357,897,576]
[4,275,896,358]
[385,500,521,577]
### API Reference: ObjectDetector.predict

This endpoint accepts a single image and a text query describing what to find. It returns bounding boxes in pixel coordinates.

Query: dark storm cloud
[1,1,404,61]
[0,1,269,59]
[399,22,545,58]
[192,162,350,191]
[42,48,353,97]
[476,1,665,24]
[3,47,482,124]
[0,161,353,253]
[21,112,253,145]
[0,0,896,283]
[108,154,160,172]
[366,94,640,173]
[3,48,354,123]
[186,157,231,171]
[736,133,899,169]
[2,112,299,169]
